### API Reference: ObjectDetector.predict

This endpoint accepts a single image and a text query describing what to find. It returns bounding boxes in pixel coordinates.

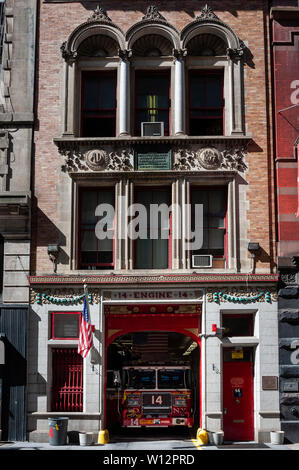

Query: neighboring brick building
[271,0,299,444]
[28,1,280,443]
[0,0,37,440]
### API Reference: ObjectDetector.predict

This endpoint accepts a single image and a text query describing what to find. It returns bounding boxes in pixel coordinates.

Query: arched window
[60,6,125,138]
[126,7,180,136]
[181,6,246,136]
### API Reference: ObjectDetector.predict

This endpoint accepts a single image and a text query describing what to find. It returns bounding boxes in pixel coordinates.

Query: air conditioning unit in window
[192,254,213,268]
[141,122,164,137]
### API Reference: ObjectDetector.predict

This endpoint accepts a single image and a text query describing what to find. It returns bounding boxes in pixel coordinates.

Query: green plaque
[135,150,171,170]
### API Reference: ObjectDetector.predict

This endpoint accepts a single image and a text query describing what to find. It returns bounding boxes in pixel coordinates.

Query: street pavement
[0,439,297,451]
[0,428,297,452]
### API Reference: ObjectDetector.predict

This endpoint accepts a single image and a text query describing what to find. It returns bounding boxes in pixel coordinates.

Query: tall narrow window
[189,70,224,136]
[81,71,117,137]
[191,188,227,260]
[51,348,83,412]
[79,188,114,269]
[135,188,171,269]
[135,71,170,135]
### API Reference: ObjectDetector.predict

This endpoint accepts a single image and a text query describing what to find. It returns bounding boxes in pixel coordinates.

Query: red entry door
[223,357,254,441]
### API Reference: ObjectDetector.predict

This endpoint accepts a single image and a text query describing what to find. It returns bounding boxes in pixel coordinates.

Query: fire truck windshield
[157,369,188,389]
[126,369,156,389]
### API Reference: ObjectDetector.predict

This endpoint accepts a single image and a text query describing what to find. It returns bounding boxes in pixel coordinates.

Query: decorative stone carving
[172,48,187,60]
[107,149,133,171]
[227,41,246,62]
[280,272,297,285]
[60,146,88,173]
[221,146,248,172]
[197,147,222,170]
[173,146,248,172]
[118,48,132,61]
[172,49,187,60]
[60,41,77,63]
[85,149,109,171]
[173,148,196,170]
[206,287,278,303]
[142,5,166,22]
[196,4,219,21]
[60,146,134,173]
[87,3,112,23]
[30,288,101,305]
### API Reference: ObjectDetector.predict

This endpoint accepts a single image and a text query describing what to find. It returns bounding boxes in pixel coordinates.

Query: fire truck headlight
[127,395,140,406]
[174,396,188,407]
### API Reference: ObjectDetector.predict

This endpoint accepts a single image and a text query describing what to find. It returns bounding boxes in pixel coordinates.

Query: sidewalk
[0,440,297,451]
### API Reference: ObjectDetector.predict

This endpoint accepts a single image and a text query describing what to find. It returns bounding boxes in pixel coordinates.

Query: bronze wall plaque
[262,376,278,390]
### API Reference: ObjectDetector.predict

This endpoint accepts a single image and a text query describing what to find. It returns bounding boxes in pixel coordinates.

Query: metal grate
[51,348,83,412]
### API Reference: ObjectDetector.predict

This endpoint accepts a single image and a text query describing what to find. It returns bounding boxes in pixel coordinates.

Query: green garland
[36,292,93,305]
[213,291,271,304]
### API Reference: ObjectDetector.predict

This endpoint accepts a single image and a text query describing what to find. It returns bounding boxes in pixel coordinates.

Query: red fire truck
[120,365,194,428]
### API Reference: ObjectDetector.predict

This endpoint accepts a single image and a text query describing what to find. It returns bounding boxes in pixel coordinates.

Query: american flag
[133,332,169,361]
[78,297,93,358]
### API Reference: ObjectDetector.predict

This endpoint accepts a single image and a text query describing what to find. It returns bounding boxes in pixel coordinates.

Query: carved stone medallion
[85,149,108,170]
[197,147,222,170]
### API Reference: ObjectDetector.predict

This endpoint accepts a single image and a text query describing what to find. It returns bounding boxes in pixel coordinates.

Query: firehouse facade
[28,1,279,443]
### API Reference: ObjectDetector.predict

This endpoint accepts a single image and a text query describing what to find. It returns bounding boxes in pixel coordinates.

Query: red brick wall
[32,0,276,273]
[272,10,299,258]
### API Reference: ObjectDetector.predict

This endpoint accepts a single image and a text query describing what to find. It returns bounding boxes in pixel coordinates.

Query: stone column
[63,61,76,136]
[172,177,190,269]
[118,50,131,136]
[173,49,187,136]
[227,48,244,135]
[115,178,131,269]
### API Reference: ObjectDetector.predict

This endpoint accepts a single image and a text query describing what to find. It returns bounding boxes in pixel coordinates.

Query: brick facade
[27,1,281,443]
[32,0,276,275]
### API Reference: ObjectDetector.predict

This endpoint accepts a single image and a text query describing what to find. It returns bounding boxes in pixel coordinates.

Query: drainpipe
[201,293,207,430]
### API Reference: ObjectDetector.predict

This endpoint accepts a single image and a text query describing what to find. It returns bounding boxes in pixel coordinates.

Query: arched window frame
[126,8,180,137]
[60,10,126,138]
[181,11,246,136]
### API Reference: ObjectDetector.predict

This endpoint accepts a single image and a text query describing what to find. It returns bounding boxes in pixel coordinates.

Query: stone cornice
[29,273,278,286]
[54,135,252,149]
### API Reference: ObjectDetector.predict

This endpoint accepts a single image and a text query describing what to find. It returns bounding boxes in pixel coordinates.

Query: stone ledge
[54,134,253,149]
[29,273,278,286]
[0,112,34,124]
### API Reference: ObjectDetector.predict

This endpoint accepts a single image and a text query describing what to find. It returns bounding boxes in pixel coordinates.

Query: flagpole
[83,279,94,360]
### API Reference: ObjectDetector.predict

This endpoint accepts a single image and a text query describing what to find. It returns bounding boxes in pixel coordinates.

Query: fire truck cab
[121,365,194,428]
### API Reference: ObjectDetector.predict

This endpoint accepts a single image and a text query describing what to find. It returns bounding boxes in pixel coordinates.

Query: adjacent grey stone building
[0,0,37,441]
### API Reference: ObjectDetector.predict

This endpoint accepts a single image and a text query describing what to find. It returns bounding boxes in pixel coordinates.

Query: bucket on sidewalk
[79,432,94,446]
[48,417,69,446]
[212,431,224,446]
[270,431,284,445]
